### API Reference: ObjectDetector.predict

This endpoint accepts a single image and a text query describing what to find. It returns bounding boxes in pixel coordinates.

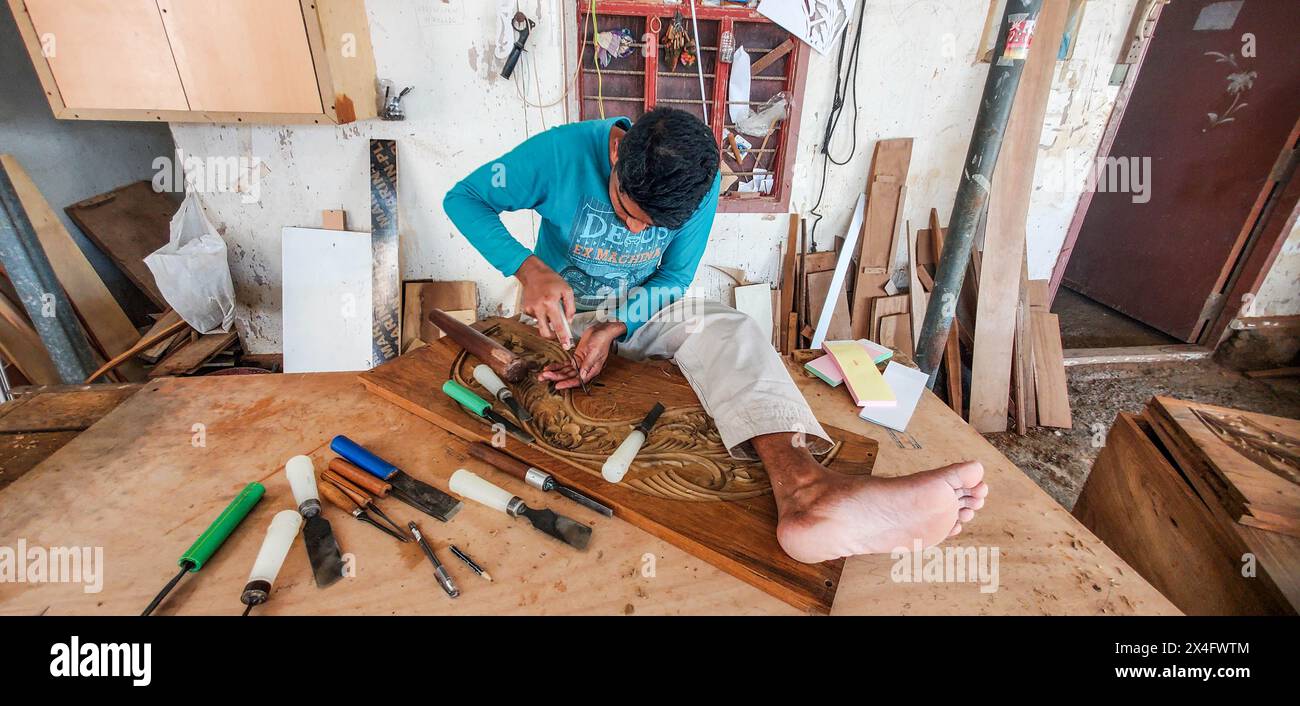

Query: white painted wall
[175,0,1257,355]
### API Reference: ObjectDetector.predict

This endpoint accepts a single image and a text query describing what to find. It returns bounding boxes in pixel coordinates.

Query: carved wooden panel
[360,317,878,613]
[1147,396,1300,539]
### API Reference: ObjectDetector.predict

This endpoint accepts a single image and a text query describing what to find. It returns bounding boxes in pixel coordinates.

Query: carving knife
[330,435,463,522]
[450,469,592,550]
[468,441,613,517]
[239,510,302,616]
[286,455,346,588]
[408,521,459,598]
[473,363,532,422]
[602,402,666,483]
[320,483,410,543]
[141,482,265,616]
[441,380,536,444]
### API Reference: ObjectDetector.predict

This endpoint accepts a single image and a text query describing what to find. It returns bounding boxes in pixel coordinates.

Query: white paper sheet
[859,362,929,432]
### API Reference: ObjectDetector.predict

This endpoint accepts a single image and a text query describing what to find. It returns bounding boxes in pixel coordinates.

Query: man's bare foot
[752,434,989,564]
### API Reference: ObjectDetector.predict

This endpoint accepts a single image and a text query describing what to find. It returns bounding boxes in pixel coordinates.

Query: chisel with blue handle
[441,379,536,444]
[141,482,265,616]
[330,435,462,522]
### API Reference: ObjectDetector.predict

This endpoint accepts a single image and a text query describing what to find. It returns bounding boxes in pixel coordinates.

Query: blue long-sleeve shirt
[443,117,720,339]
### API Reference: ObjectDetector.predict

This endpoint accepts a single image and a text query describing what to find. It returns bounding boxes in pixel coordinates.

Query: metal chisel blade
[553,483,614,517]
[519,506,592,550]
[483,410,536,444]
[302,516,345,588]
[501,395,533,423]
[390,474,463,522]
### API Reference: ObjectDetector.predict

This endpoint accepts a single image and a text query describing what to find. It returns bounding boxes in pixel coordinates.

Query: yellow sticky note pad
[824,340,897,408]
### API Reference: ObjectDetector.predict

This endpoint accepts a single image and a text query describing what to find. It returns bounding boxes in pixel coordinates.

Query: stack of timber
[0,155,242,386]
[1074,398,1299,615]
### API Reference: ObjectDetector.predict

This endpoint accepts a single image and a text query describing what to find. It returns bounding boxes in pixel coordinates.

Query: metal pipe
[914,0,1044,383]
[0,164,98,384]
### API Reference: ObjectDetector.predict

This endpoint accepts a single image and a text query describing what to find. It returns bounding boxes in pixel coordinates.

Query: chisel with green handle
[442,379,536,443]
[141,482,265,616]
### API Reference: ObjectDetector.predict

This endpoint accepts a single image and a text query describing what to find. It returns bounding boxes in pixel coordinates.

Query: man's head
[609,108,719,233]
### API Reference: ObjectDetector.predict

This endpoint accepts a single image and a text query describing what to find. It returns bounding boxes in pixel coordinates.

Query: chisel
[141,482,265,616]
[239,510,302,616]
[286,455,346,588]
[468,441,613,517]
[322,460,409,537]
[409,521,459,598]
[473,363,532,422]
[320,483,410,543]
[449,469,592,550]
[553,315,589,394]
[442,380,536,444]
[602,402,665,483]
[330,435,463,522]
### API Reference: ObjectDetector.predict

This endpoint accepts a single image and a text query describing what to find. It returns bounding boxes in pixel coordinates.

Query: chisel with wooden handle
[468,442,613,517]
[320,482,410,543]
[323,460,408,536]
[473,364,532,422]
[449,469,592,550]
[602,402,665,483]
[141,482,265,616]
[330,435,462,522]
[240,510,302,616]
[286,455,346,588]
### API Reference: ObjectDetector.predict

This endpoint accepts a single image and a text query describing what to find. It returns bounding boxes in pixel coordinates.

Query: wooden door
[23,0,189,111]
[1062,0,1300,341]
[156,0,323,114]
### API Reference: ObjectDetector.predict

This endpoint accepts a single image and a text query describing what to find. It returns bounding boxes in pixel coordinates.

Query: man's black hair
[616,108,719,230]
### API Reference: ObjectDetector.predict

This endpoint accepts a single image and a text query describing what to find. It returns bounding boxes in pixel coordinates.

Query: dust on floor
[985,359,1300,510]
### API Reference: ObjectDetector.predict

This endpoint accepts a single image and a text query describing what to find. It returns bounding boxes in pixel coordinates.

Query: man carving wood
[444,108,987,563]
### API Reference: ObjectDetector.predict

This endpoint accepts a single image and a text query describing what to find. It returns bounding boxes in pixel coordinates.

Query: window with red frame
[575,1,809,213]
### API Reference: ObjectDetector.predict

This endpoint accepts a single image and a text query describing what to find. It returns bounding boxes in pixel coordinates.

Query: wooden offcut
[0,155,143,380]
[148,329,238,378]
[360,317,881,614]
[1030,311,1071,428]
[850,139,913,337]
[1146,397,1300,538]
[64,181,176,308]
[0,293,59,385]
[1073,413,1295,615]
[967,0,1067,432]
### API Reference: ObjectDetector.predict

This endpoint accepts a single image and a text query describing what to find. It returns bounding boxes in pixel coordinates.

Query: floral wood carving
[449,320,868,502]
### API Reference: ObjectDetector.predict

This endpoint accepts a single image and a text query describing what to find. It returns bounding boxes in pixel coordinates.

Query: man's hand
[515,255,576,346]
[538,321,626,390]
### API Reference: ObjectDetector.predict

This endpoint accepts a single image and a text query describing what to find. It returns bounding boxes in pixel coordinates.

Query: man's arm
[443,132,555,277]
[613,173,721,340]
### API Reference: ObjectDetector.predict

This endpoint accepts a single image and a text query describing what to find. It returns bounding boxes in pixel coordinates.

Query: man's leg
[594,299,989,564]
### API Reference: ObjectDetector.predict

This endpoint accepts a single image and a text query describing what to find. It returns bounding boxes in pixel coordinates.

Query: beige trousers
[571,298,832,460]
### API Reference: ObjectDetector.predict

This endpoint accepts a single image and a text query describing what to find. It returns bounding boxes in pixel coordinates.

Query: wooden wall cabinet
[8,0,377,124]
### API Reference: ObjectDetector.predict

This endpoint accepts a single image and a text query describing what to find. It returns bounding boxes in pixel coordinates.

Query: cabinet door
[24,0,189,111]
[156,0,323,114]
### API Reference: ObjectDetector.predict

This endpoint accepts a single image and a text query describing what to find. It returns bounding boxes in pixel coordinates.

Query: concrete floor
[1052,287,1179,349]
[987,359,1300,510]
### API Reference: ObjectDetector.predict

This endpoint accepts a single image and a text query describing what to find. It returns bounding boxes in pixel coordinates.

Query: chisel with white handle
[602,403,665,483]
[473,364,532,422]
[286,455,346,588]
[449,469,592,550]
[240,510,302,616]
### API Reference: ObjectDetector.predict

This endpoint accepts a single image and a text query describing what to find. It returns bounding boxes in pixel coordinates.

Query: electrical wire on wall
[805,0,869,249]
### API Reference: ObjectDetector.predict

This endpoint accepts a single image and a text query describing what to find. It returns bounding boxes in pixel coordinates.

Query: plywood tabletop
[0,369,1178,616]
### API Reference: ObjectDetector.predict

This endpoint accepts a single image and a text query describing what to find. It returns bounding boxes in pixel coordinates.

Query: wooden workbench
[0,369,1178,615]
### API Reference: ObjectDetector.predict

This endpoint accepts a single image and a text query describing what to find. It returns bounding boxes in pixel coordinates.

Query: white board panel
[282,226,373,373]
